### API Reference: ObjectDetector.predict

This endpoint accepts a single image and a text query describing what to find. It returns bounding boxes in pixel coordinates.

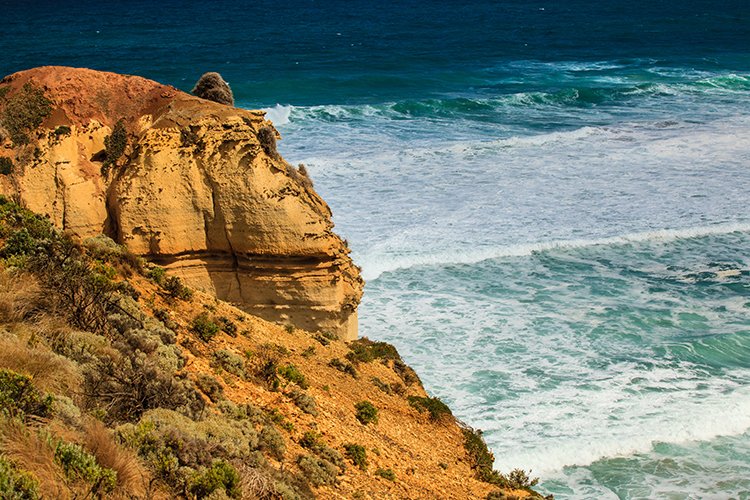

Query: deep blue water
[3,2,750,498]
[3,0,749,104]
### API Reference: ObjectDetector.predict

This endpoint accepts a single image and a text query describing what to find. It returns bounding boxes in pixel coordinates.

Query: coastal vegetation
[191,72,234,106]
[0,82,51,145]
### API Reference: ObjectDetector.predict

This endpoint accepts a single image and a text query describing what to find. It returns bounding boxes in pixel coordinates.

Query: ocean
[3,1,750,497]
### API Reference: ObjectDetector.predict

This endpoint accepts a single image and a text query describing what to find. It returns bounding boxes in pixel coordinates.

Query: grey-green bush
[191,72,234,106]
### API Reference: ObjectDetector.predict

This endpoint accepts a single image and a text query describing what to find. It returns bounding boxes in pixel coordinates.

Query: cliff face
[0,66,363,339]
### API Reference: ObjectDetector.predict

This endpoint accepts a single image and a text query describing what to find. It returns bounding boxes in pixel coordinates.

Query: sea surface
[3,1,750,498]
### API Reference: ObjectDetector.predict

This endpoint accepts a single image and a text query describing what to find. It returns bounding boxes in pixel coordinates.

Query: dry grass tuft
[0,335,82,396]
[83,419,149,498]
[0,271,41,324]
[0,419,69,499]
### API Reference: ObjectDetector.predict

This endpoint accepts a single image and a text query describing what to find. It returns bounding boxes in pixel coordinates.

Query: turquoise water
[3,1,750,496]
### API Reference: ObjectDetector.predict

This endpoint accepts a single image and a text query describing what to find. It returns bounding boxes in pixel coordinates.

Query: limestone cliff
[0,66,363,339]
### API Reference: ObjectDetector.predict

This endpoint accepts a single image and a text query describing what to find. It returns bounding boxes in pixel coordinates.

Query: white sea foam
[262,104,293,126]
[359,223,750,281]
[488,381,750,475]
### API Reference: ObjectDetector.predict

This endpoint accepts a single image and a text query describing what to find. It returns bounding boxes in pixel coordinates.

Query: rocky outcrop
[0,66,363,339]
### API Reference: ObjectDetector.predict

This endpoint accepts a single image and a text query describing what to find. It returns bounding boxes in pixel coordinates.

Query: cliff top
[1,66,265,129]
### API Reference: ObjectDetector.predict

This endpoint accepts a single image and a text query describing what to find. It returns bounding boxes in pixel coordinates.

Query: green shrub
[299,431,322,451]
[54,441,117,494]
[346,338,400,364]
[462,426,505,485]
[343,443,367,470]
[354,401,378,425]
[393,358,421,386]
[301,346,316,358]
[277,364,308,389]
[0,83,52,145]
[1,229,36,257]
[0,369,54,419]
[328,358,357,379]
[163,275,193,300]
[53,125,71,137]
[251,345,281,390]
[147,266,166,284]
[265,408,294,432]
[117,409,260,495]
[192,312,220,342]
[297,454,338,486]
[317,446,345,473]
[375,468,396,481]
[191,72,234,106]
[153,308,178,330]
[370,377,394,395]
[258,425,286,461]
[0,456,39,500]
[287,388,317,416]
[148,266,192,300]
[507,468,539,489]
[188,460,241,499]
[0,157,12,175]
[82,311,202,423]
[102,119,127,171]
[313,330,337,346]
[211,350,246,379]
[407,395,453,422]
[298,432,345,474]
[196,373,224,403]
[216,316,237,337]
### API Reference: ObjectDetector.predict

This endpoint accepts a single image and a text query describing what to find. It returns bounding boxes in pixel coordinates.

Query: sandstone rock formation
[0,66,363,339]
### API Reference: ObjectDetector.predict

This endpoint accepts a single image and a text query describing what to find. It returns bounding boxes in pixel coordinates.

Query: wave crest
[361,223,750,280]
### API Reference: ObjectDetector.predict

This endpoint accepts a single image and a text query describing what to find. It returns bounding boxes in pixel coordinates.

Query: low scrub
[196,373,225,403]
[328,358,358,378]
[191,72,234,106]
[0,157,12,175]
[191,312,220,342]
[212,349,246,379]
[102,119,127,173]
[354,401,378,425]
[258,425,285,461]
[407,395,453,422]
[0,369,54,420]
[346,337,400,364]
[393,358,421,386]
[343,443,367,470]
[297,454,338,486]
[250,345,281,391]
[1,82,52,145]
[187,460,241,499]
[0,456,40,499]
[277,363,308,389]
[54,441,117,495]
[375,468,396,481]
[287,388,317,416]
[462,425,506,486]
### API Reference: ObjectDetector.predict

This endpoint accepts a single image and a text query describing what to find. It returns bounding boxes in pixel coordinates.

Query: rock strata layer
[0,66,363,339]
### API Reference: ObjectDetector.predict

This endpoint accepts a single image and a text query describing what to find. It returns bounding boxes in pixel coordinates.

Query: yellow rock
[0,66,363,339]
